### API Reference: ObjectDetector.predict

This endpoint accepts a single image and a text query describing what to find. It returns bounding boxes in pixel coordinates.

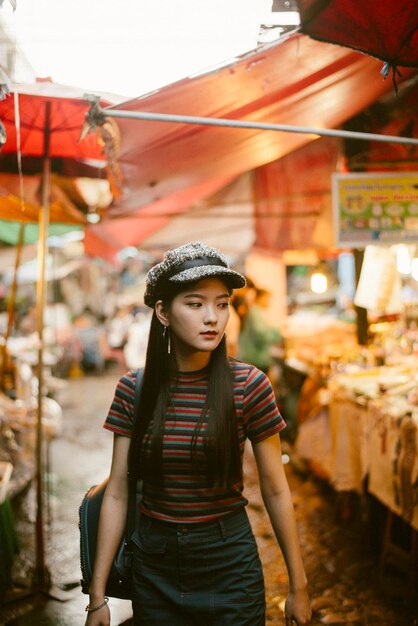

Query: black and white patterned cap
[144,242,246,307]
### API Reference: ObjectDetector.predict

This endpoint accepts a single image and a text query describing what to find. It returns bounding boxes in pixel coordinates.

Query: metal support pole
[35,100,51,590]
[101,108,418,146]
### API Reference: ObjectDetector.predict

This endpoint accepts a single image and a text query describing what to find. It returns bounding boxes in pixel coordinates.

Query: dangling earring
[163,325,171,354]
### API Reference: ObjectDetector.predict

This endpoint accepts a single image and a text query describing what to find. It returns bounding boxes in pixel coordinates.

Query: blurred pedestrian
[238,285,283,374]
[224,294,241,357]
[74,309,111,374]
[84,242,311,626]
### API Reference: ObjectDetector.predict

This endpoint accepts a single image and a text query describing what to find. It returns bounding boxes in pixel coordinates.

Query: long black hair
[128,281,242,487]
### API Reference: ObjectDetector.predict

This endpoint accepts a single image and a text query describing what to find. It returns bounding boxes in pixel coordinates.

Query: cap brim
[168,265,246,289]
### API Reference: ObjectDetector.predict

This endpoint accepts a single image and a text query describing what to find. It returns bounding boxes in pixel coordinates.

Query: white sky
[4,0,273,98]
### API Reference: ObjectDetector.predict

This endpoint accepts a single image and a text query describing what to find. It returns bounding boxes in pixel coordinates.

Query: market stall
[322,365,418,529]
[292,338,418,595]
[368,398,418,531]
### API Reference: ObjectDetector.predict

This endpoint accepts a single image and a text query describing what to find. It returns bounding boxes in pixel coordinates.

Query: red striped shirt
[104,361,285,522]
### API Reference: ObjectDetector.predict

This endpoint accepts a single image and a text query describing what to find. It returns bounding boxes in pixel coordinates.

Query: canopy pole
[35,99,51,590]
[100,109,418,146]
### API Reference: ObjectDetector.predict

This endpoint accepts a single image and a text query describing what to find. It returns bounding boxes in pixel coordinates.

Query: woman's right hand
[84,602,110,626]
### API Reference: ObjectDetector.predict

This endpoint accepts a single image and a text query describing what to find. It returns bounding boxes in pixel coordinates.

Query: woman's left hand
[284,588,312,625]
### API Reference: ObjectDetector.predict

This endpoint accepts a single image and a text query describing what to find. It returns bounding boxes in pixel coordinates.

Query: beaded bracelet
[85,596,109,613]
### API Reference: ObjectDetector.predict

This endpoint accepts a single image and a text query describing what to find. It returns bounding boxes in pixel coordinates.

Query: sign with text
[333,172,418,247]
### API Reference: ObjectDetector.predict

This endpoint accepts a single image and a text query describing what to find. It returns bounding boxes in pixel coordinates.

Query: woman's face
[157,277,231,362]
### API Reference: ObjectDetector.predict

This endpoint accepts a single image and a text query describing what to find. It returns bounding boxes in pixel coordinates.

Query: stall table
[368,400,418,531]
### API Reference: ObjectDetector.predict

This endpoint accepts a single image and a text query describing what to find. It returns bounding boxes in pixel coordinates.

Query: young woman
[85,242,311,626]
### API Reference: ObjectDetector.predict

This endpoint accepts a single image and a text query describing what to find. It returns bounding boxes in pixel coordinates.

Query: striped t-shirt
[104,361,285,523]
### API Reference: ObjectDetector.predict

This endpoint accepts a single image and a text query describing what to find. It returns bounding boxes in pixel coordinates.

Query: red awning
[0,81,109,162]
[298,0,418,71]
[87,33,416,253]
[254,137,342,252]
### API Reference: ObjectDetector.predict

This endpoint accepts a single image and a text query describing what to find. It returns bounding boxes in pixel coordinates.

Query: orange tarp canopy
[0,173,87,224]
[86,33,416,255]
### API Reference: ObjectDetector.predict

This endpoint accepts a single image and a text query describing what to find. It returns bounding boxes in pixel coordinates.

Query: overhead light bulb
[86,211,100,224]
[311,272,327,294]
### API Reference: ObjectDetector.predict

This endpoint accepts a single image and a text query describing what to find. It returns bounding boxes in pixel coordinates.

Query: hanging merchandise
[354,245,403,314]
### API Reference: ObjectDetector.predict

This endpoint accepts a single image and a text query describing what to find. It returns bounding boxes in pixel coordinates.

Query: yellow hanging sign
[333,172,418,247]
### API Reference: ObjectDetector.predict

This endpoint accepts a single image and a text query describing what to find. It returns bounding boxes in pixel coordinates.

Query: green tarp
[0,221,83,245]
